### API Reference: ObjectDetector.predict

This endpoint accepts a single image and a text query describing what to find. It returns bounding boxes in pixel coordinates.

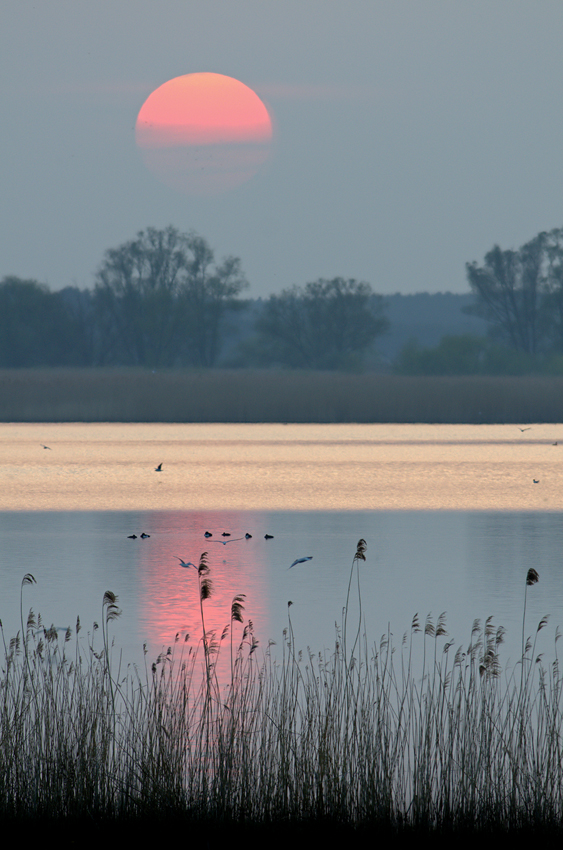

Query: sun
[135,72,273,196]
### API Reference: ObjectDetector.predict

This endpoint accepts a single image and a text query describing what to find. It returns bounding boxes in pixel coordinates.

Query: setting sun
[135,72,273,195]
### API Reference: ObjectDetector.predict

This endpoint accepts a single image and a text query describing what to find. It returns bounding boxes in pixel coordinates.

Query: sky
[2,1,563,298]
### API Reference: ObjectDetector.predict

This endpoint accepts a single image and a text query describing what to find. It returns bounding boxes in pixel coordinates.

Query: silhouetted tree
[179,235,248,367]
[94,227,190,367]
[58,287,96,366]
[465,229,563,355]
[94,226,247,367]
[0,276,85,367]
[255,277,389,369]
[540,227,563,352]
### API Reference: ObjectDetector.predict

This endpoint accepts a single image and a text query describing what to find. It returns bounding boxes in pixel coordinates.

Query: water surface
[2,422,563,510]
[1,423,561,667]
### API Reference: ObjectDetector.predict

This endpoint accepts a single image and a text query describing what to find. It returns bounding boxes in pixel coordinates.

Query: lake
[1,422,562,670]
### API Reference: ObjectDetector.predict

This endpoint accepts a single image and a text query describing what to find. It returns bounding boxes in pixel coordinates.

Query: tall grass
[1,551,562,832]
[3,367,563,423]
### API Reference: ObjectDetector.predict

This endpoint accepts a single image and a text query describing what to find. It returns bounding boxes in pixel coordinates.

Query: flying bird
[289,556,313,569]
[127,534,137,539]
[245,533,252,539]
[41,444,51,450]
[264,534,274,540]
[519,427,531,433]
[176,557,197,570]
[211,536,244,545]
[140,532,150,538]
[154,463,163,472]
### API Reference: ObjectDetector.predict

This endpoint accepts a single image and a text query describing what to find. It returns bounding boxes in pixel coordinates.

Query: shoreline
[1,368,563,424]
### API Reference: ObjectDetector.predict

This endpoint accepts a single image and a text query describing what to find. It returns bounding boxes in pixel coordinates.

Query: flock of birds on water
[128,460,311,570]
[126,523,311,570]
[38,447,314,570]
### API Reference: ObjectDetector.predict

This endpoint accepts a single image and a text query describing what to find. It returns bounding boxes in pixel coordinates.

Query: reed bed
[1,553,562,835]
[2,367,563,423]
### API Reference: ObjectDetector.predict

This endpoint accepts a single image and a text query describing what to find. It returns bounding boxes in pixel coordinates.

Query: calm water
[1,423,562,667]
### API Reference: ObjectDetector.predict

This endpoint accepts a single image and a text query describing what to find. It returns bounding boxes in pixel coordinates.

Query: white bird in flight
[211,536,244,545]
[289,556,313,569]
[176,557,197,570]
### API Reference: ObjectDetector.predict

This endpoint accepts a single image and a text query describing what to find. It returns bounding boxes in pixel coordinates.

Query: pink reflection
[134,510,268,681]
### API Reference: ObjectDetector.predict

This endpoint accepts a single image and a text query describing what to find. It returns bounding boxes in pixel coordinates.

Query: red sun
[135,72,273,196]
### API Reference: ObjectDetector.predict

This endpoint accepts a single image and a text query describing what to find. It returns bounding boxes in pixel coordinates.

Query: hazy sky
[2,1,563,297]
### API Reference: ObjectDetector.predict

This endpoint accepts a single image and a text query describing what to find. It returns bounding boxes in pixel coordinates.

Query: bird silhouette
[264,534,274,540]
[204,531,212,538]
[245,533,252,539]
[211,536,244,545]
[289,556,313,569]
[127,534,137,539]
[140,532,150,538]
[154,463,163,472]
[176,557,197,570]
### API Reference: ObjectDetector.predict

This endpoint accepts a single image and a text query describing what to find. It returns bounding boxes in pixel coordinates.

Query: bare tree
[0,276,86,366]
[180,235,247,367]
[94,226,247,367]
[540,227,563,352]
[256,277,388,369]
[465,234,548,355]
[466,228,563,356]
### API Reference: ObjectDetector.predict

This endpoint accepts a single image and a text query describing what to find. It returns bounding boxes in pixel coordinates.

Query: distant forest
[3,224,563,376]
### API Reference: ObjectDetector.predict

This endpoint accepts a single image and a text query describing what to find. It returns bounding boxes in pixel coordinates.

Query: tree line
[3,224,563,373]
[0,226,388,370]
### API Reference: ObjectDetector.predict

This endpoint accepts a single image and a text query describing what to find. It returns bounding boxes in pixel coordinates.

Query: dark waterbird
[154,463,163,472]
